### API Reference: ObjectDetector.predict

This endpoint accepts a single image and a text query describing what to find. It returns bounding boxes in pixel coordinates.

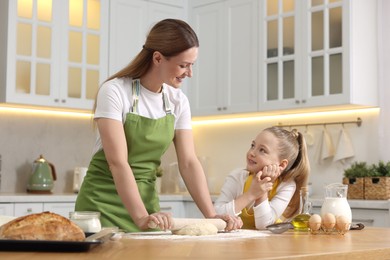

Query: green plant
[367,161,390,177]
[156,166,163,177]
[343,162,370,178]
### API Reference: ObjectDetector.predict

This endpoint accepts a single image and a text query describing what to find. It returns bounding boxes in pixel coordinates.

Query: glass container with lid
[69,211,102,233]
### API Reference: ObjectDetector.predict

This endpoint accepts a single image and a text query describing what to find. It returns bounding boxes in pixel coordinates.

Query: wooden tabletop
[1,227,390,259]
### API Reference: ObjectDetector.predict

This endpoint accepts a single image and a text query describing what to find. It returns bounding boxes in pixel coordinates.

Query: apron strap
[131,79,172,115]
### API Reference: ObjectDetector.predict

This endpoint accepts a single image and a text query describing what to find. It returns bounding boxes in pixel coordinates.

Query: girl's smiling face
[246,131,282,174]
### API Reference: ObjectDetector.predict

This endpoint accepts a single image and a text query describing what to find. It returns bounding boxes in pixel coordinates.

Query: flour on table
[172,222,218,236]
[124,229,270,241]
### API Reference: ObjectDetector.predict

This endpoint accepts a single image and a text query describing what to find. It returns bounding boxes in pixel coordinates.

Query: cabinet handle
[27,208,33,213]
[352,218,374,223]
[61,99,66,103]
[222,107,227,110]
[295,100,300,104]
[160,207,172,211]
[54,99,59,102]
[301,99,306,104]
[217,107,222,111]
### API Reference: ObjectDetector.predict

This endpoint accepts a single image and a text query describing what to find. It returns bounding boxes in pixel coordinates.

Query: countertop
[1,227,390,259]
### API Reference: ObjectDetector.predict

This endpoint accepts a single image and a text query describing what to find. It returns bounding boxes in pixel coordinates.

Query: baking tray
[0,233,103,252]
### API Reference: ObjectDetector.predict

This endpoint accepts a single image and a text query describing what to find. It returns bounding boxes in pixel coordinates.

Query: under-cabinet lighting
[191,108,379,126]
[0,106,93,118]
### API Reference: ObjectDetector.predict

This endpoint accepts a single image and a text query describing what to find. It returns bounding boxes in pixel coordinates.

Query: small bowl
[266,223,293,234]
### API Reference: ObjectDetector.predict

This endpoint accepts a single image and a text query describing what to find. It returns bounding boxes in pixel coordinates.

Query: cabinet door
[189,1,224,115]
[259,0,378,112]
[258,0,299,111]
[0,204,14,216]
[59,0,109,110]
[44,202,75,218]
[109,0,186,76]
[189,0,258,116]
[160,201,185,218]
[1,0,108,110]
[184,201,203,218]
[14,203,43,217]
[224,0,258,114]
[108,0,147,76]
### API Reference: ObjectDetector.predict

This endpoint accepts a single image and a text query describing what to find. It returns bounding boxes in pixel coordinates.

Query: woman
[214,127,310,229]
[75,19,242,232]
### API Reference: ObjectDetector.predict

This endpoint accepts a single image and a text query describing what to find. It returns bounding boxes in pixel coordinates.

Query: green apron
[75,79,175,232]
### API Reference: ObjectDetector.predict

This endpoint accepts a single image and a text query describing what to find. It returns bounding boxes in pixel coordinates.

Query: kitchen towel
[333,127,355,164]
[317,127,335,163]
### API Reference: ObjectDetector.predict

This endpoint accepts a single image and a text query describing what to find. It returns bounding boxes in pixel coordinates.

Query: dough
[172,222,218,236]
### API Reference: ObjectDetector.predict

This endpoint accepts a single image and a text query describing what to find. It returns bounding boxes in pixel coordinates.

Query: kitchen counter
[1,227,390,259]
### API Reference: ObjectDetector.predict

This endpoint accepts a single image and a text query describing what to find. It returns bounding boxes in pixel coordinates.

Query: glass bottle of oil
[291,186,312,231]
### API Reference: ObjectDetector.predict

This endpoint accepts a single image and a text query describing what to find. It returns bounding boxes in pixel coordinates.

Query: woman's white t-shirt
[92,77,192,154]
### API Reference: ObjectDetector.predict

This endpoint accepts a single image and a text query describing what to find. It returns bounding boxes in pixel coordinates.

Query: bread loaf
[0,211,85,241]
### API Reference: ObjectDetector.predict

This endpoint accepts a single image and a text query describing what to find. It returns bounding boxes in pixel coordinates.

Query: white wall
[162,108,382,197]
[0,111,95,193]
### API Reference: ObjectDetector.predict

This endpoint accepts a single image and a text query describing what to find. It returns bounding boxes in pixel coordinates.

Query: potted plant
[364,161,390,200]
[342,162,369,199]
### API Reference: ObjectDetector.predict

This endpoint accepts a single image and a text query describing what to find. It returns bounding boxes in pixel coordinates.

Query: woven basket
[342,177,364,199]
[364,177,390,200]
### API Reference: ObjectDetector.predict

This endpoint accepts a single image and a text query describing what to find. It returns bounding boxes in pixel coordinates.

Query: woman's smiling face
[246,131,282,174]
[160,47,198,88]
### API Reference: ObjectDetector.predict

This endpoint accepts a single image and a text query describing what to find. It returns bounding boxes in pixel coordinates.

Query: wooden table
[1,227,390,259]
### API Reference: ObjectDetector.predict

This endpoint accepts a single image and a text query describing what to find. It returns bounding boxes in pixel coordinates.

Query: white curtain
[378,0,390,161]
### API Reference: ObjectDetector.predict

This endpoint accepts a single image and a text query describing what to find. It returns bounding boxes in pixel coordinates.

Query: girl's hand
[214,214,243,231]
[246,171,273,200]
[137,212,173,231]
[260,164,281,182]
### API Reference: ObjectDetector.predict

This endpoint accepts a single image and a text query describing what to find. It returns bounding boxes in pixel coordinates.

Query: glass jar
[69,211,101,233]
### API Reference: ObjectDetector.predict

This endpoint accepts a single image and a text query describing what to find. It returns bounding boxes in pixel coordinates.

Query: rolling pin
[148,218,227,231]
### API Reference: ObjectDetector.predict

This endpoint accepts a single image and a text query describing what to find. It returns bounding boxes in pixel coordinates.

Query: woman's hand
[136,212,173,231]
[214,214,243,231]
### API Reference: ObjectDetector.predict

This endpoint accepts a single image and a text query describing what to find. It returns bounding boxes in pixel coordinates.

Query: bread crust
[0,212,85,241]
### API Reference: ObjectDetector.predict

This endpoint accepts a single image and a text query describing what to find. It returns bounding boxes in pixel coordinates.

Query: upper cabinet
[0,0,109,110]
[188,0,259,116]
[108,0,187,76]
[259,0,378,111]
[188,0,378,116]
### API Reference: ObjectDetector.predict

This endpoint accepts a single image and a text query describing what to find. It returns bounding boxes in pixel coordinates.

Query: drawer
[44,202,75,218]
[14,203,43,217]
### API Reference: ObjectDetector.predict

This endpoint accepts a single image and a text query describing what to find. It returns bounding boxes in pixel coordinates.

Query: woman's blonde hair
[264,126,310,219]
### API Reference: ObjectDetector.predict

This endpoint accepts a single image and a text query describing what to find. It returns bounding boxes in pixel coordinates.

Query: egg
[322,213,336,230]
[335,215,351,233]
[308,214,322,232]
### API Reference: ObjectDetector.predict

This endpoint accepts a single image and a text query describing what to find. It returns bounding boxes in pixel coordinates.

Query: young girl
[214,126,310,229]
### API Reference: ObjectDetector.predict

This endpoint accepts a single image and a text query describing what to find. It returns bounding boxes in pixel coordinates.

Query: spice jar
[69,211,102,233]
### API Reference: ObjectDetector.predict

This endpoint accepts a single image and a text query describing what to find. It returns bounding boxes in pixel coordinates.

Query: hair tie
[143,45,153,52]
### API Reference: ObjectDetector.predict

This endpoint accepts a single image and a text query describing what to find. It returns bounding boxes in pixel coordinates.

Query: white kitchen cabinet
[108,0,187,76]
[188,0,258,116]
[159,201,185,218]
[0,0,109,110]
[14,203,43,217]
[258,0,378,112]
[44,202,75,218]
[184,201,203,218]
[0,204,14,216]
